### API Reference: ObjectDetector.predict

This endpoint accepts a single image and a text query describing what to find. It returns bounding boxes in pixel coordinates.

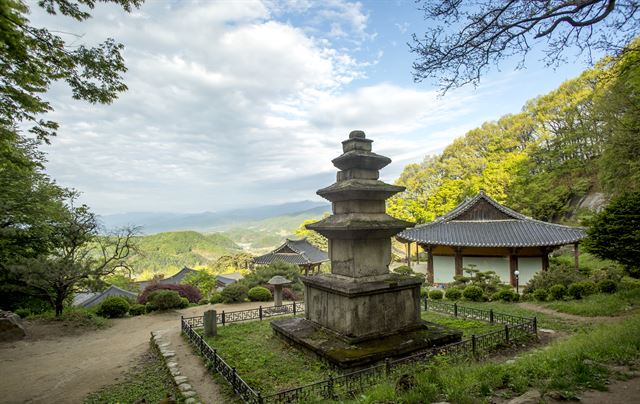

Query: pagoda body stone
[271,130,462,367]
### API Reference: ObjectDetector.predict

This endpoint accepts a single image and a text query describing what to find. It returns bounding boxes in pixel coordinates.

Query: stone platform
[271,317,462,368]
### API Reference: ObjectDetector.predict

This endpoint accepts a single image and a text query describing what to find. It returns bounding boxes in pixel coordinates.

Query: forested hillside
[129,231,242,277]
[388,43,640,225]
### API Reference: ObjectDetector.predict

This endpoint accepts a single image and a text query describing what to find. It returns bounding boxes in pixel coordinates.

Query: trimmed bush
[568,281,598,300]
[179,297,189,309]
[492,288,519,302]
[221,283,249,304]
[146,290,183,311]
[97,296,130,318]
[248,286,272,302]
[129,303,146,316]
[462,285,484,302]
[420,288,429,298]
[198,298,209,305]
[532,288,548,301]
[620,276,640,291]
[210,292,223,304]
[138,283,202,304]
[598,279,617,294]
[445,288,462,300]
[428,289,444,300]
[548,284,567,300]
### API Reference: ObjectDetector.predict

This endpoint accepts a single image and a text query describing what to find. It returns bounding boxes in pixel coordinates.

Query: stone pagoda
[272,130,461,368]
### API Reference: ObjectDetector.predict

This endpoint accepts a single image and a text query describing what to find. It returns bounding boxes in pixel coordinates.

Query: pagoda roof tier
[397,191,585,248]
[307,213,413,239]
[317,179,405,202]
[332,150,392,171]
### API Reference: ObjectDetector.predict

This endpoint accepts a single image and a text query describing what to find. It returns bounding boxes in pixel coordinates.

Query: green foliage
[598,279,617,294]
[248,286,272,302]
[128,304,145,316]
[14,308,30,318]
[620,276,640,291]
[532,288,548,302]
[210,292,223,304]
[31,306,108,329]
[146,290,183,311]
[453,268,502,296]
[85,347,179,403]
[428,289,443,300]
[183,269,219,298]
[462,285,484,302]
[568,281,598,300]
[420,312,501,337]
[524,264,585,294]
[445,288,462,300]
[240,261,302,293]
[220,283,249,304]
[491,288,519,302]
[198,298,209,305]
[179,297,189,309]
[547,289,640,317]
[295,216,328,250]
[585,192,640,277]
[97,296,130,318]
[420,288,429,298]
[394,265,414,275]
[548,284,567,300]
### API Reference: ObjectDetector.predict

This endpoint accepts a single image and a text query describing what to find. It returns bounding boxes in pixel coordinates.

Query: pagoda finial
[349,130,365,139]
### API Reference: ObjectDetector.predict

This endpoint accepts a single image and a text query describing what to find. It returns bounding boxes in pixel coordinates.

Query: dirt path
[0,301,269,404]
[518,302,617,323]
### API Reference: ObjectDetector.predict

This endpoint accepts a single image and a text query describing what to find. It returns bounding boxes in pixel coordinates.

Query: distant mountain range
[99,200,330,235]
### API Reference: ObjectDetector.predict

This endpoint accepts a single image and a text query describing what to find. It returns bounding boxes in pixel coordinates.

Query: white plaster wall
[462,256,510,284]
[433,256,455,283]
[517,257,542,285]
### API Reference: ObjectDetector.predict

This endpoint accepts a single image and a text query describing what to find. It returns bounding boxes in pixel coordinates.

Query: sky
[31,0,596,215]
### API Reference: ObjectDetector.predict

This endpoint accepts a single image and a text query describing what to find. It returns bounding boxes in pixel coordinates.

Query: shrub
[179,297,189,309]
[240,261,303,294]
[598,279,618,294]
[198,298,209,305]
[129,303,146,316]
[568,281,598,300]
[221,283,249,304]
[264,284,299,301]
[209,292,223,304]
[445,288,462,300]
[523,264,586,294]
[394,265,414,275]
[462,285,484,302]
[420,288,429,298]
[428,289,444,300]
[532,288,548,302]
[146,290,183,311]
[492,288,519,302]
[620,276,640,291]
[97,296,130,318]
[14,308,31,318]
[138,283,202,304]
[248,286,272,302]
[548,284,567,300]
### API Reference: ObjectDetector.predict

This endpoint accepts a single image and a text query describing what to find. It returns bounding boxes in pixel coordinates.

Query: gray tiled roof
[253,238,328,265]
[76,285,138,308]
[397,191,586,247]
[134,267,198,290]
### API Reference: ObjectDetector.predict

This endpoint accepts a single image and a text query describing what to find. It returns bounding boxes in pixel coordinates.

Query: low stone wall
[150,330,201,404]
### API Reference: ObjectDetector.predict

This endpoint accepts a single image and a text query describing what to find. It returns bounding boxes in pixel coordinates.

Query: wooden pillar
[426,245,434,284]
[416,243,420,264]
[542,247,549,272]
[574,243,580,271]
[454,247,463,278]
[406,242,411,268]
[509,249,518,287]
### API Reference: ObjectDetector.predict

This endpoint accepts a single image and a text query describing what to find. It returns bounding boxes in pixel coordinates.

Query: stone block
[0,311,25,342]
[330,238,391,278]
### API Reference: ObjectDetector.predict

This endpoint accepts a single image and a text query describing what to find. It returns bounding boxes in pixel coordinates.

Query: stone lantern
[271,130,461,368]
[268,275,291,307]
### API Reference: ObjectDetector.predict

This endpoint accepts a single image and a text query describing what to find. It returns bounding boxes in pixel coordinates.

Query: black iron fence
[181,300,537,403]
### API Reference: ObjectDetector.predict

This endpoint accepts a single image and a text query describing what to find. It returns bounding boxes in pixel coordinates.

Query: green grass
[30,306,109,329]
[546,289,640,317]
[421,311,501,337]
[85,346,180,403]
[353,314,640,404]
[203,318,338,395]
[449,300,584,333]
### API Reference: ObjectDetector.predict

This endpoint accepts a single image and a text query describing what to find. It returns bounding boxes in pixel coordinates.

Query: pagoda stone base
[301,273,423,341]
[271,317,462,368]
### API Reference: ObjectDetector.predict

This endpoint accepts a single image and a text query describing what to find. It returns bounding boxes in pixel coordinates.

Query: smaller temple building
[396,191,586,286]
[253,238,328,275]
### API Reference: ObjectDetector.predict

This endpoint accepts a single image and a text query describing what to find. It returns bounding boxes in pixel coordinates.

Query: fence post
[489,309,494,324]
[259,305,263,321]
[454,302,458,317]
[424,297,428,311]
[327,375,334,399]
[505,324,510,343]
[257,391,264,404]
[222,310,226,326]
[472,334,477,356]
[533,317,538,335]
[232,367,237,392]
[385,358,391,376]
[293,301,297,315]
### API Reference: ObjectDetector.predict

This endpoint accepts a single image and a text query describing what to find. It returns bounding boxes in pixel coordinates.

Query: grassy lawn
[84,346,180,403]
[449,301,583,333]
[203,317,339,396]
[353,314,640,404]
[546,289,640,317]
[421,311,501,337]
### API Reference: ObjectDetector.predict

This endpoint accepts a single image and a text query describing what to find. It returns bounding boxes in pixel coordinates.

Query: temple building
[253,238,328,275]
[396,191,586,286]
